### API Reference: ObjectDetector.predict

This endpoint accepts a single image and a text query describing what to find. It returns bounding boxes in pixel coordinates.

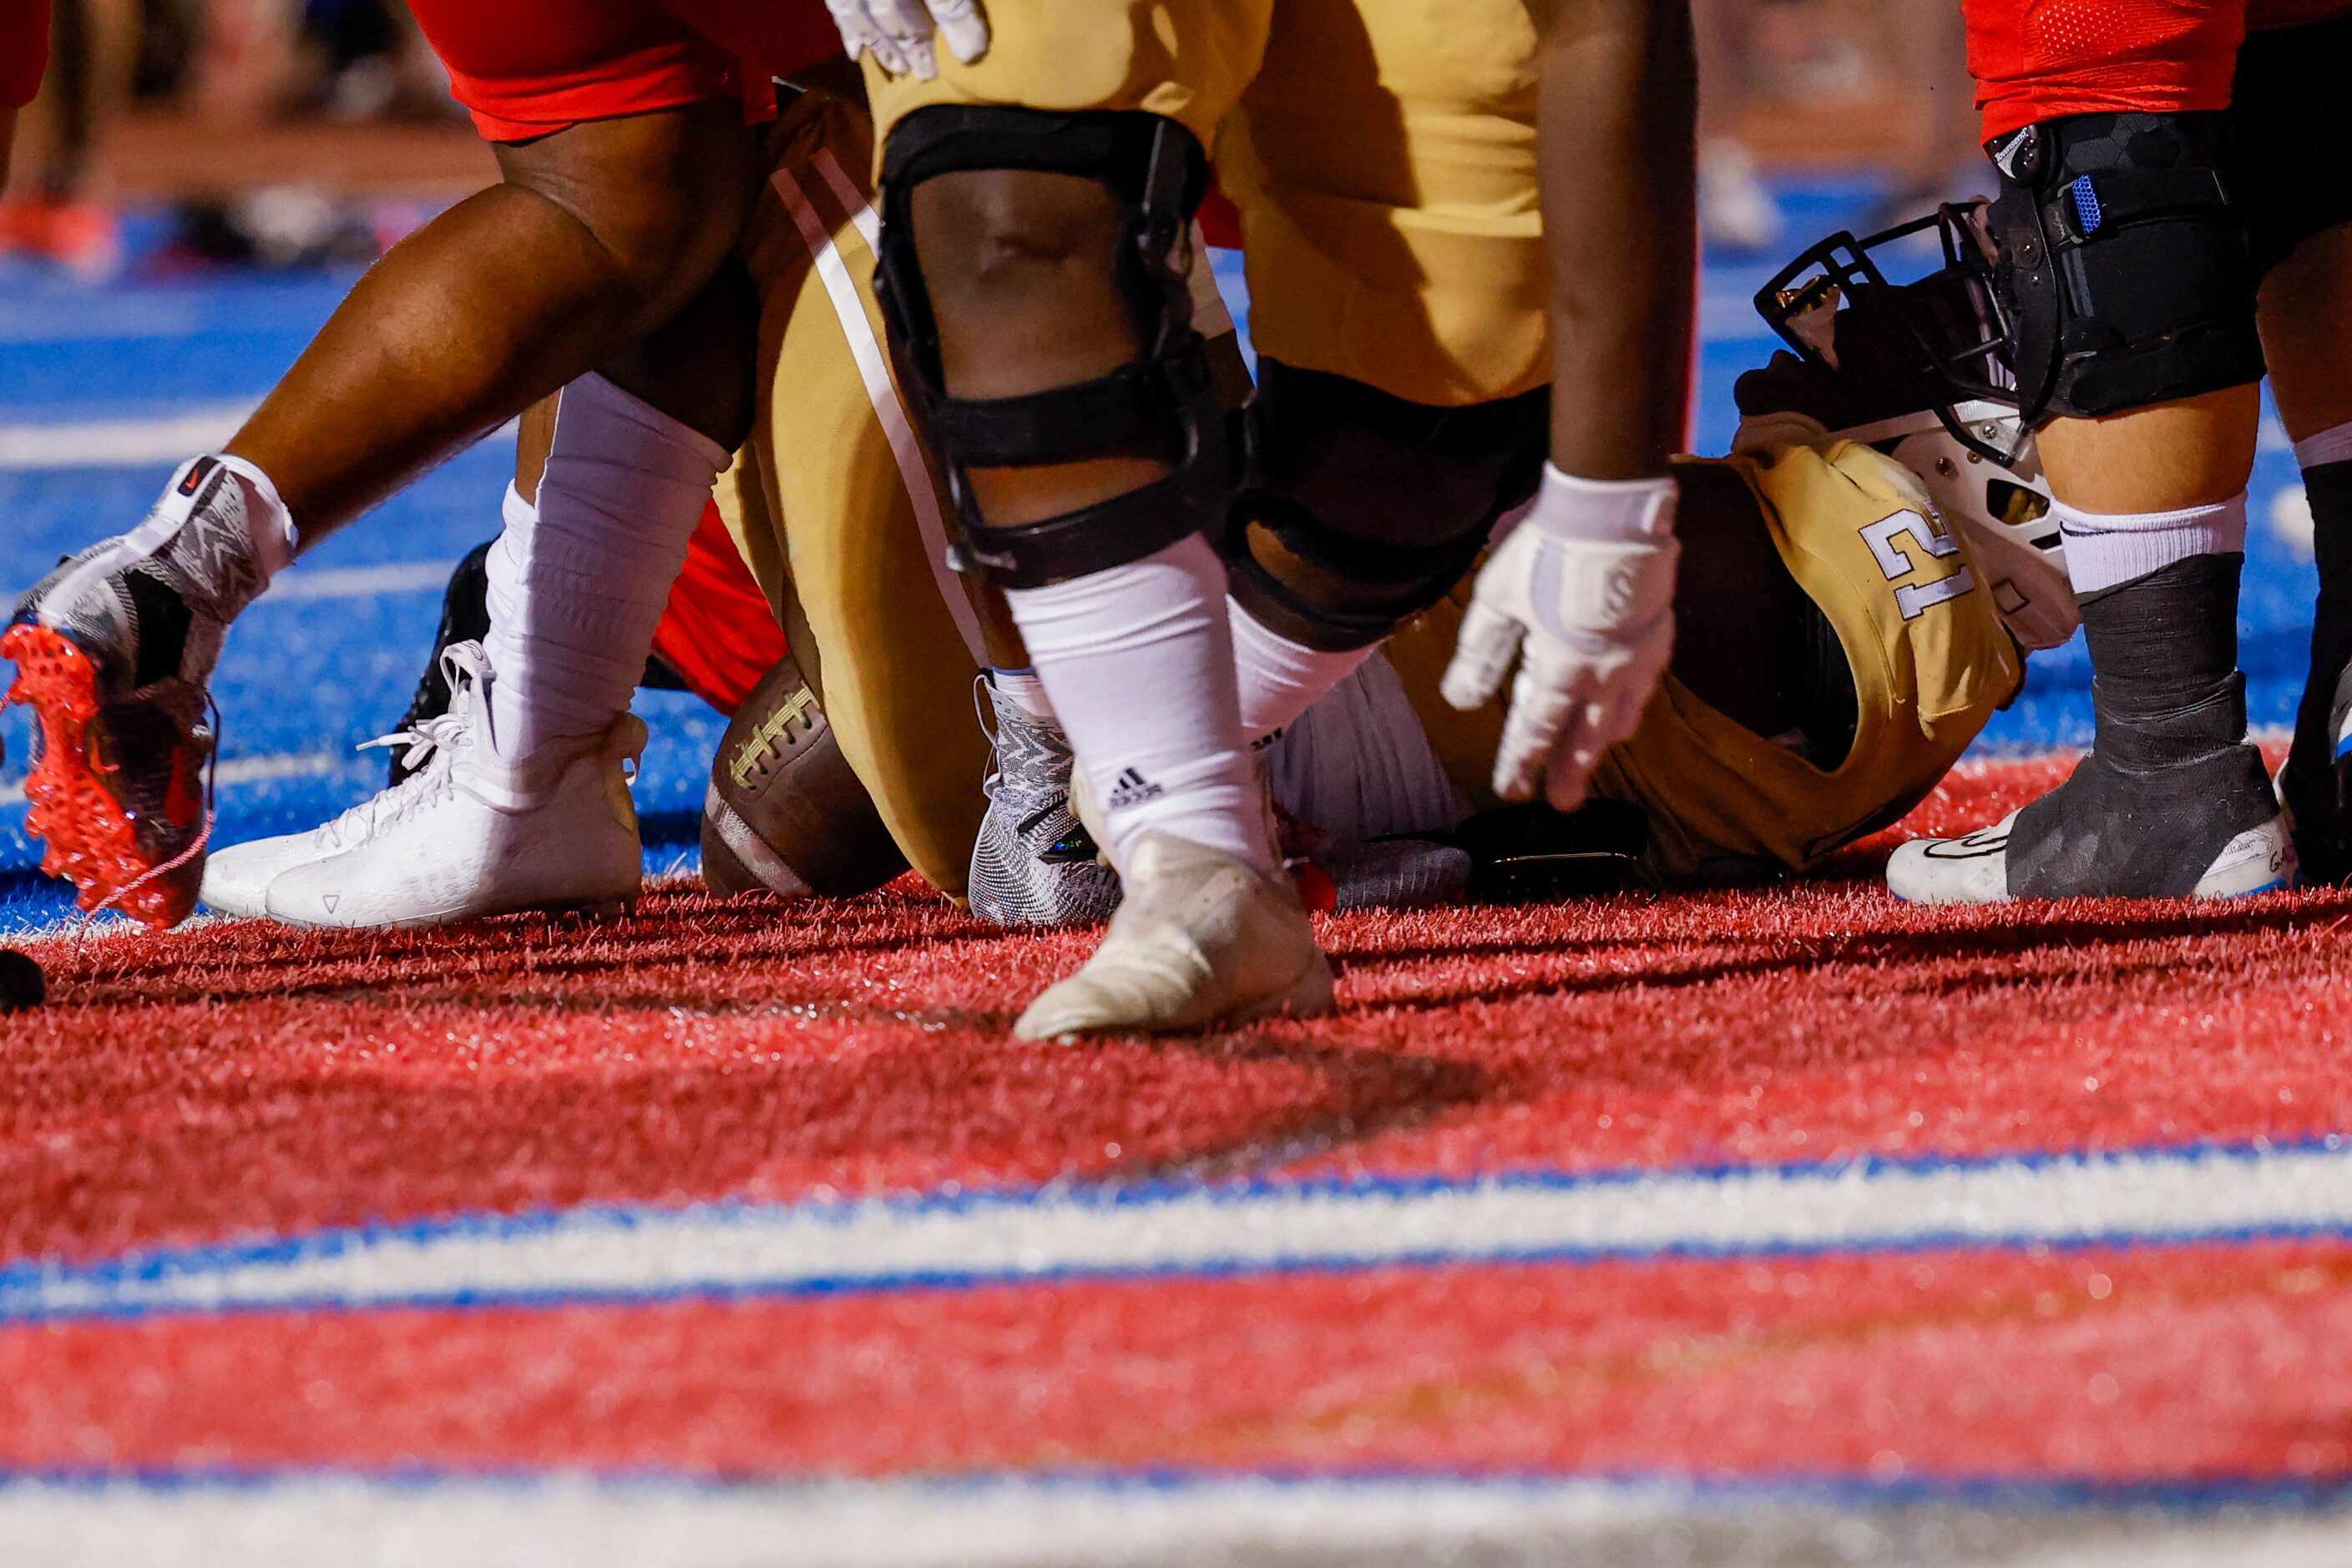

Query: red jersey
[2,0,49,109]
[1965,0,2248,141]
[404,0,838,143]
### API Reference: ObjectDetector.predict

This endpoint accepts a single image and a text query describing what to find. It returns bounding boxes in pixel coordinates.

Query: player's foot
[260,645,646,928]
[3,456,292,928]
[1013,832,1334,1040]
[200,644,491,917]
[969,675,1121,927]
[1895,553,2299,906]
[1887,749,2296,905]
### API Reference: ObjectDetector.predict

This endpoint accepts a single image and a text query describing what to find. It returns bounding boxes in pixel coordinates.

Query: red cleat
[5,455,292,928]
[3,624,215,928]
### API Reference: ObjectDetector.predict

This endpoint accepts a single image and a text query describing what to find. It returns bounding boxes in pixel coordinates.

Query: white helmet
[1834,401,2073,652]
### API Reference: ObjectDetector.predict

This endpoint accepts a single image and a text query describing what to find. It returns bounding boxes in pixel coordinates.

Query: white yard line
[0,751,343,810]
[6,1142,2347,1323]
[0,1472,2342,1568]
[254,560,455,602]
[0,404,256,469]
[0,411,513,470]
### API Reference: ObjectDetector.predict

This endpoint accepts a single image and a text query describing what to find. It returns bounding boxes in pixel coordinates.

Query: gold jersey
[1392,438,2026,883]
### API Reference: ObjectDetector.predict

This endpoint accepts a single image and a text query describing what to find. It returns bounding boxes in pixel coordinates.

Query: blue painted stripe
[3,1135,2344,1325]
[2,1460,2348,1516]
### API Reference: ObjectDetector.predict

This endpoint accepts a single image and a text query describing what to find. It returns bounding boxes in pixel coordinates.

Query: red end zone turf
[8,1239,2352,1482]
[5,755,2352,1516]
[3,754,2349,1266]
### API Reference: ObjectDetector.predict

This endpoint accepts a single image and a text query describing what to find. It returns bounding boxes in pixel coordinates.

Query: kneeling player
[192,59,1012,927]
[4,0,836,928]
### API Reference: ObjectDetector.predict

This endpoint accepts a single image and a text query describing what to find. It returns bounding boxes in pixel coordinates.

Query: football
[700,651,908,898]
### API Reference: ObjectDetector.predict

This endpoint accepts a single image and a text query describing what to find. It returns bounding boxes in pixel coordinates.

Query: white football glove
[826,0,989,81]
[1439,464,1679,812]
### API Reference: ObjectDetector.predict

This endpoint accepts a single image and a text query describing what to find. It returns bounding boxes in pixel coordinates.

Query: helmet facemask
[1753,202,2018,463]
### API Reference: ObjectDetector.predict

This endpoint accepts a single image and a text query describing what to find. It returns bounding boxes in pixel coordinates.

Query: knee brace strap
[1224,363,1548,651]
[877,105,1230,587]
[1986,110,2264,422]
[1227,493,1500,650]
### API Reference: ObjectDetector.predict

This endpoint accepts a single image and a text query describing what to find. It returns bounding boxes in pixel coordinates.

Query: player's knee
[913,169,1131,317]
[1985,109,2264,425]
[873,105,1233,590]
[1227,361,1549,651]
[502,102,757,330]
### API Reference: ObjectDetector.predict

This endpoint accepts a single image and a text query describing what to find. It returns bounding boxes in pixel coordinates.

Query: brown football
[701,652,908,898]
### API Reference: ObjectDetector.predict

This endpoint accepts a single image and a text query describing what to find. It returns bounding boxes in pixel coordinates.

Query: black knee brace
[1225,361,1548,652]
[875,105,1229,589]
[1985,110,2265,423]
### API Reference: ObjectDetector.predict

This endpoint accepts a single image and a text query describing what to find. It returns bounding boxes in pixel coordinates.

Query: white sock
[988,666,1055,722]
[1003,534,1274,874]
[2296,422,2352,470]
[1229,599,1377,751]
[2056,493,2248,597]
[479,373,728,766]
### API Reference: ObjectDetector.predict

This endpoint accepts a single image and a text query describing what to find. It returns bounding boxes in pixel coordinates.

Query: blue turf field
[0,176,2321,935]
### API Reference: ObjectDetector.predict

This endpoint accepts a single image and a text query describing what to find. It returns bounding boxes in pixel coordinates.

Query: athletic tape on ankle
[2295,419,2352,472]
[483,376,729,755]
[2056,493,2248,597]
[209,453,299,573]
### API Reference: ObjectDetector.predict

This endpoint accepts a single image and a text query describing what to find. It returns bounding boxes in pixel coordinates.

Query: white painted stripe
[0,1473,2340,1568]
[812,146,882,255]
[0,404,256,469]
[256,559,456,604]
[0,751,342,811]
[771,166,990,666]
[8,1143,2347,1323]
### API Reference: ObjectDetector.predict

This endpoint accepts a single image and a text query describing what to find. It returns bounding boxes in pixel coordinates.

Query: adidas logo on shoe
[1105,766,1164,812]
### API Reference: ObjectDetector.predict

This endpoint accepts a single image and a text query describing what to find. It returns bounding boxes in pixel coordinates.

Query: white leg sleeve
[1228,599,1378,751]
[1003,534,1274,874]
[480,374,728,765]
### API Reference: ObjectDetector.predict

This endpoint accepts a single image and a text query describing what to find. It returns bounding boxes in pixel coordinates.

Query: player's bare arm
[1538,0,1698,483]
[1443,0,1698,812]
[231,103,759,535]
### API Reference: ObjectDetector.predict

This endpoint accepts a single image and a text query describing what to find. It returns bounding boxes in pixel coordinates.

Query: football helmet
[1737,203,2072,651]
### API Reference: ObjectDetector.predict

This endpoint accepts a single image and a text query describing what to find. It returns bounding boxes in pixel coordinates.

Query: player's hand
[1439,465,1679,812]
[826,0,989,81]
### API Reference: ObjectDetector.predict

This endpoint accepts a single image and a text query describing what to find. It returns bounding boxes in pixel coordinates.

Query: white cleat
[202,648,492,918]
[258,644,647,929]
[1887,808,2299,905]
[1013,831,1335,1040]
